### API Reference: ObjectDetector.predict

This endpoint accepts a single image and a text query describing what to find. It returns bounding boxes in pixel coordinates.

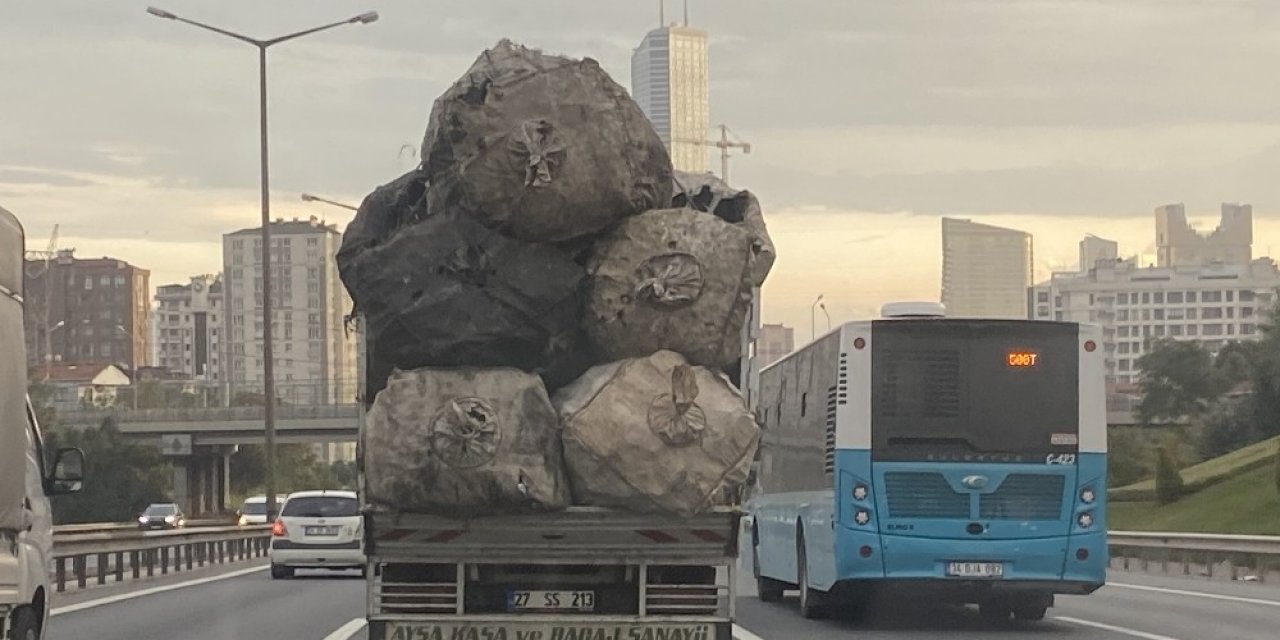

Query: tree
[1198,400,1258,459]
[44,418,172,523]
[1212,341,1257,395]
[1137,340,1218,423]
[1274,443,1280,495]
[229,444,340,497]
[1154,445,1185,505]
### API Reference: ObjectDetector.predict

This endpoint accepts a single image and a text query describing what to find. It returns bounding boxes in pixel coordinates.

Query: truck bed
[364,506,741,639]
[366,506,741,563]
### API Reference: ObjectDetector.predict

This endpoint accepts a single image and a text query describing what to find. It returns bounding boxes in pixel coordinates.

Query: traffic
[7,3,1280,640]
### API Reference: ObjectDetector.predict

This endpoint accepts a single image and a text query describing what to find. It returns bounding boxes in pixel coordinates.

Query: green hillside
[1111,435,1280,502]
[1109,465,1280,535]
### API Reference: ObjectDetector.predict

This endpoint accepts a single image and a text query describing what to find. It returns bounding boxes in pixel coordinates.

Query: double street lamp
[147,6,378,521]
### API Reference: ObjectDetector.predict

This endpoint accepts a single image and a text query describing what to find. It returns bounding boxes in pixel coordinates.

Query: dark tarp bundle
[346,211,591,399]
[421,40,673,244]
[583,208,756,369]
[364,367,571,516]
[671,171,775,287]
[554,351,759,517]
[336,169,428,284]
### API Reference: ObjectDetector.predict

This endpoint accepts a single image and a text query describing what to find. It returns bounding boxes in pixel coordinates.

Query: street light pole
[811,294,825,343]
[147,6,379,521]
[115,324,139,410]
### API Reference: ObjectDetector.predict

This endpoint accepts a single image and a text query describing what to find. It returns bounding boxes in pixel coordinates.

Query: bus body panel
[751,318,1108,604]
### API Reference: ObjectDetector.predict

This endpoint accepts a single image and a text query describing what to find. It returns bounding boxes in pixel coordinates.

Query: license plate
[508,590,595,612]
[386,621,715,640]
[305,526,339,536]
[947,562,1004,578]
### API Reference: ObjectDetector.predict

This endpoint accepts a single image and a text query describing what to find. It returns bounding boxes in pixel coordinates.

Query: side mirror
[46,447,86,496]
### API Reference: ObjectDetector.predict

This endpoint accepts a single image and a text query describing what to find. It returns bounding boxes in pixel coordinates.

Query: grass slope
[1109,464,1280,535]
[1111,435,1280,501]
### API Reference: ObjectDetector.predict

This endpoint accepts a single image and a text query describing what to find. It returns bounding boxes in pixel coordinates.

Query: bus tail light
[1076,548,1089,561]
[1080,487,1096,504]
[1077,512,1094,529]
[859,545,873,558]
[854,510,871,526]
[852,484,869,501]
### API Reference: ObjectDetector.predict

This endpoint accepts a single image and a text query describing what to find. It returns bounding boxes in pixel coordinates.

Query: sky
[5,0,1280,338]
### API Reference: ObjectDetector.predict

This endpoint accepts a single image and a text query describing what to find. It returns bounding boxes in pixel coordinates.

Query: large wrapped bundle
[583,208,755,368]
[421,40,673,244]
[364,367,571,515]
[554,351,760,516]
[336,169,428,284]
[344,211,591,398]
[672,171,775,287]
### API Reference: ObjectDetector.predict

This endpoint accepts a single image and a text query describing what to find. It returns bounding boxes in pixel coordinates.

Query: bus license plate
[508,590,595,612]
[947,562,1004,578]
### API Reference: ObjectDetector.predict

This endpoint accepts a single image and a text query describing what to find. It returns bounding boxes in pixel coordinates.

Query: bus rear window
[871,320,1080,462]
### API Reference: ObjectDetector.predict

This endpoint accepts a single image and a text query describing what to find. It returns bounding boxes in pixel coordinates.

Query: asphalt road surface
[47,560,1280,639]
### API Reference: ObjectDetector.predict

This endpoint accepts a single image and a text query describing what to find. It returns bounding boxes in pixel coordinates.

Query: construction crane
[23,225,61,379]
[674,124,753,184]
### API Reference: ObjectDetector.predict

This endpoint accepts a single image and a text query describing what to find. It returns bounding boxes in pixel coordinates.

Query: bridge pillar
[172,462,190,516]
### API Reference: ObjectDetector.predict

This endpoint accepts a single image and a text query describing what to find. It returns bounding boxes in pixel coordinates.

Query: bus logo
[961,475,989,489]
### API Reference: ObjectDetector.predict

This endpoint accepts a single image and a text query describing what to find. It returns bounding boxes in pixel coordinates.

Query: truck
[0,205,86,640]
[358,289,762,640]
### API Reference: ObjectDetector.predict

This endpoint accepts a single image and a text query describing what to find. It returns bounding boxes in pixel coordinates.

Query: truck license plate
[946,562,1004,578]
[508,590,595,612]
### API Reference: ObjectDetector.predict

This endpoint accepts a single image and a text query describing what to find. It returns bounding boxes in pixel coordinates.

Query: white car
[269,490,364,579]
[236,494,287,526]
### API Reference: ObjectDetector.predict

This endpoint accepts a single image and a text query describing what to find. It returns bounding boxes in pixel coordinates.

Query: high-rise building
[23,249,151,373]
[1079,234,1119,272]
[940,218,1034,319]
[154,274,223,381]
[221,217,357,406]
[758,323,795,367]
[1030,257,1279,384]
[632,15,709,173]
[1155,203,1252,267]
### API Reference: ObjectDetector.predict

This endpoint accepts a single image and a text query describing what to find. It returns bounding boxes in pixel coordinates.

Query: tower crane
[674,124,752,184]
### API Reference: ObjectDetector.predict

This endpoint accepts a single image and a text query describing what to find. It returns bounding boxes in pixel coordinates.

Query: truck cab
[1,205,85,640]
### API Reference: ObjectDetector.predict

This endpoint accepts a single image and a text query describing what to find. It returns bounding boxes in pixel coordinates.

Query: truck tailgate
[367,507,741,562]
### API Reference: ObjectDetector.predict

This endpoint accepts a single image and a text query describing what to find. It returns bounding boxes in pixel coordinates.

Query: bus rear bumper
[835,529,1107,592]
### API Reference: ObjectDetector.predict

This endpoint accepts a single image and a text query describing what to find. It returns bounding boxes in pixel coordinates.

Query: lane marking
[323,618,368,640]
[1054,616,1183,640]
[50,565,268,616]
[732,624,767,640]
[1109,582,1280,608]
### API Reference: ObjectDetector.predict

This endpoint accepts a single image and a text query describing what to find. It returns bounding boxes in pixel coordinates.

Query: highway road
[47,559,1280,640]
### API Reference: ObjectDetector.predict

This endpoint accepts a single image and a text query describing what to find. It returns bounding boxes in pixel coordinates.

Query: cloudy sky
[5,0,1280,336]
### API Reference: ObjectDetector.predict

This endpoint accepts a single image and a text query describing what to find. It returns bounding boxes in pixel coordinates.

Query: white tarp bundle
[0,206,28,533]
[554,351,760,517]
[583,208,758,369]
[421,40,673,244]
[363,367,570,516]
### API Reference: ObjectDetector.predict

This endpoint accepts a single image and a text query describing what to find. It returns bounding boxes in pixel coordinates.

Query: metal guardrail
[1109,530,1280,581]
[51,525,271,593]
[58,404,360,425]
[53,518,235,537]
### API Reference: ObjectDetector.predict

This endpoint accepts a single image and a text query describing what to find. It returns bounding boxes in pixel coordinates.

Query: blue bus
[748,304,1107,622]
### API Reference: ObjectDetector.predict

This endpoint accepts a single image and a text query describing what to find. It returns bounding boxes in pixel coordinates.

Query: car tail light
[272,520,288,537]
